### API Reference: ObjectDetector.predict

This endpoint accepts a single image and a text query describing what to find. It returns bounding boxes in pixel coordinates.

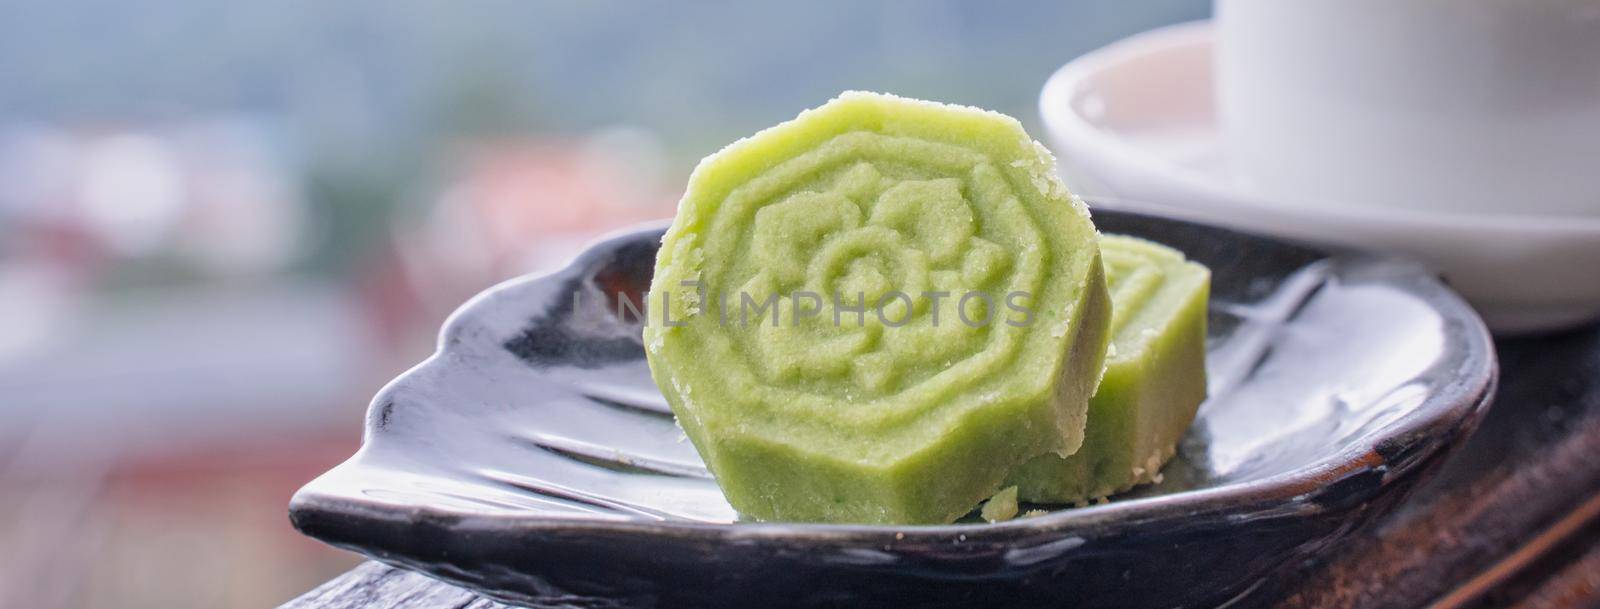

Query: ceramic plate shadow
[291,210,1496,609]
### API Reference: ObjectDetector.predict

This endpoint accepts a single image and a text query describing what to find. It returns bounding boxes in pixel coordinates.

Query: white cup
[1215,0,1600,216]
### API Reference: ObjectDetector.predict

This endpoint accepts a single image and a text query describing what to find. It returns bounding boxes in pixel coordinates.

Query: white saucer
[1039,21,1600,334]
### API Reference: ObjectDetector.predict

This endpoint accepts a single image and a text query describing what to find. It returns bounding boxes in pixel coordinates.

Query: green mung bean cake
[644,92,1111,524]
[1008,234,1210,504]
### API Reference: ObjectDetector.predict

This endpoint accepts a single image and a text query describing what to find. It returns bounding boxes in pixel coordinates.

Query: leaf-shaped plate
[290,209,1495,609]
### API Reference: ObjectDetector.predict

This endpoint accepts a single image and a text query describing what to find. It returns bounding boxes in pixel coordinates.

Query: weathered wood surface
[280,326,1600,609]
[280,562,511,609]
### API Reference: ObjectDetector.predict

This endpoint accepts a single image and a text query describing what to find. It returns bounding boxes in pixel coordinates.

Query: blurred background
[0,2,1207,607]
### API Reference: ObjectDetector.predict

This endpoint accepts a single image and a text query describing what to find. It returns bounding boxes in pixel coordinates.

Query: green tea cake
[1007,234,1209,504]
[644,92,1111,524]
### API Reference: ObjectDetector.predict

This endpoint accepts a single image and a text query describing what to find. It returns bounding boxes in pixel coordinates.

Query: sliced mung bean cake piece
[1007,234,1209,504]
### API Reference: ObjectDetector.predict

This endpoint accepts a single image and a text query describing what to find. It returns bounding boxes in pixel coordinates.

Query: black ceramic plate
[290,210,1496,609]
